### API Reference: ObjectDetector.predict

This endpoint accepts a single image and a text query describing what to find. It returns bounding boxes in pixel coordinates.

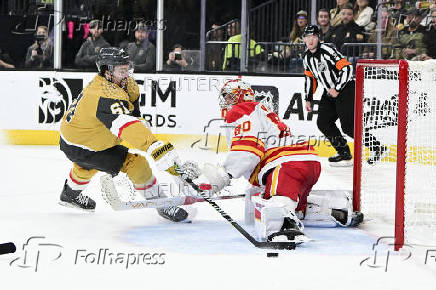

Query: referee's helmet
[303,25,320,37]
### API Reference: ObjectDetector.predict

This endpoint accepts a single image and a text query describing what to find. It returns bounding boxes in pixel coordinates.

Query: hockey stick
[179,175,298,250]
[100,174,245,211]
[105,193,245,211]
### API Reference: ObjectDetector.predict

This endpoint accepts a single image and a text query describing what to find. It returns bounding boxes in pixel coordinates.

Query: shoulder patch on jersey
[225,102,259,123]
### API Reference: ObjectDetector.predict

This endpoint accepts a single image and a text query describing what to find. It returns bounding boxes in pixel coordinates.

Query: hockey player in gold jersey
[59,47,196,222]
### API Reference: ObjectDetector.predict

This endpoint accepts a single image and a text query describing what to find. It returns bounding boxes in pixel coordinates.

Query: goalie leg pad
[304,199,338,228]
[252,195,303,241]
[305,190,358,227]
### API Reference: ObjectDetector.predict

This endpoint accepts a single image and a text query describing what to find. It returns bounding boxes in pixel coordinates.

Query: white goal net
[355,60,436,248]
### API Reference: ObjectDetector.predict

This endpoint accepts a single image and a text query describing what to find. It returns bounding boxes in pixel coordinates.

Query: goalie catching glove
[195,163,231,195]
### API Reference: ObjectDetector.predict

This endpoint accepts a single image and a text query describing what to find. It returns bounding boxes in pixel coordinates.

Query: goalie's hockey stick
[180,176,298,250]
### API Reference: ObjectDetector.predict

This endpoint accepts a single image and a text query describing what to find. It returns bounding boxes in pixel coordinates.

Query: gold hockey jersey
[60,75,156,152]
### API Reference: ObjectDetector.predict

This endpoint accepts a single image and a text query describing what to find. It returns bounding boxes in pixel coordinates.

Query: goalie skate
[267,216,309,244]
[331,209,364,227]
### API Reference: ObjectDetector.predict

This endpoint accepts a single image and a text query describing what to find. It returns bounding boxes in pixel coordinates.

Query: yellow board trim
[3,130,61,145]
[2,129,353,157]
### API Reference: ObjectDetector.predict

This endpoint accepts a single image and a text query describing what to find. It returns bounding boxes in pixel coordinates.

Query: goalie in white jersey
[197,79,321,242]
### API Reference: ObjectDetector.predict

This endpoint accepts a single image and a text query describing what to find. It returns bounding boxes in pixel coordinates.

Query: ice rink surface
[1,145,436,290]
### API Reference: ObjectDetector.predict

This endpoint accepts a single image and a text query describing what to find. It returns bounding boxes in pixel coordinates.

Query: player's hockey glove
[147,140,181,176]
[196,163,231,195]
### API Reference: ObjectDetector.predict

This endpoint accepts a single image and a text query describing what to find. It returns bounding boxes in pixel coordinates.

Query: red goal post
[353,59,436,251]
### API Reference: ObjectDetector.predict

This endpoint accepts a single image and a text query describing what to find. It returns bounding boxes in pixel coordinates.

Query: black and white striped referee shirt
[303,43,353,101]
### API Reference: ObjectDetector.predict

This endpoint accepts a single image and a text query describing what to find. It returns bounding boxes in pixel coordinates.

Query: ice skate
[328,147,353,167]
[59,181,96,211]
[138,178,191,223]
[157,206,189,222]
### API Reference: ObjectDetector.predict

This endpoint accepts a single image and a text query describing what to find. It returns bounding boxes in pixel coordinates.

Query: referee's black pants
[317,81,355,154]
[316,80,381,155]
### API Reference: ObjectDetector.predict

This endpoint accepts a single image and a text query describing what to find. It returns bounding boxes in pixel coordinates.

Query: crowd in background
[0,0,435,72]
[209,0,436,72]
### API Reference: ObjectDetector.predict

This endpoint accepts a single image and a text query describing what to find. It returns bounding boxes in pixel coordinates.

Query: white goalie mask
[219,79,255,110]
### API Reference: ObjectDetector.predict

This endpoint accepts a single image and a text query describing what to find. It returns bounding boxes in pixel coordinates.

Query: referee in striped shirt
[302,25,385,166]
[302,25,355,166]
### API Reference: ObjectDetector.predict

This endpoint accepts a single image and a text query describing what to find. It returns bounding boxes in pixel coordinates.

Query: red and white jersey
[223,101,319,186]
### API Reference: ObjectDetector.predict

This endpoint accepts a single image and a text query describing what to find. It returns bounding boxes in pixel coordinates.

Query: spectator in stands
[411,8,426,31]
[421,1,436,27]
[207,23,224,70]
[317,8,333,41]
[397,8,427,32]
[354,0,375,31]
[391,8,427,60]
[25,26,53,68]
[290,10,308,43]
[222,25,263,71]
[227,21,240,38]
[281,10,308,72]
[0,48,15,69]
[74,20,110,69]
[125,23,156,72]
[166,44,188,71]
[325,3,366,56]
[418,8,436,60]
[362,8,397,59]
[330,0,351,27]
[390,0,407,27]
[207,23,224,41]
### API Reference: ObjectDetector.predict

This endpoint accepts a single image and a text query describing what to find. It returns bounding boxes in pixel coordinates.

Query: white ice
[1,145,436,290]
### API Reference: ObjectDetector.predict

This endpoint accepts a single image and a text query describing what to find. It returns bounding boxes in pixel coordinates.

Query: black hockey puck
[267,252,279,257]
[0,242,16,255]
